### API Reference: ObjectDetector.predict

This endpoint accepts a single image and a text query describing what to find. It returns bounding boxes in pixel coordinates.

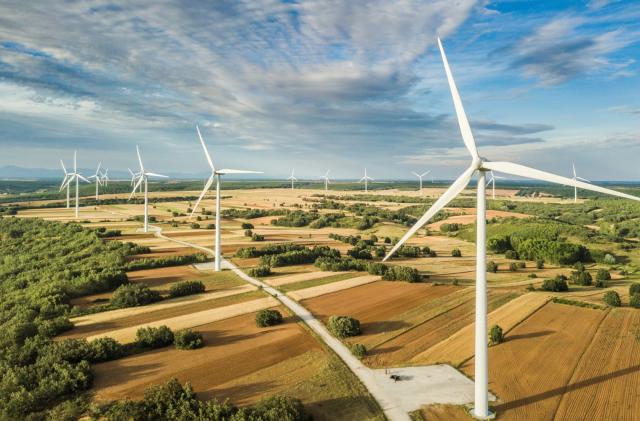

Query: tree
[248,265,272,277]
[487,261,498,273]
[541,276,569,292]
[244,229,253,237]
[451,248,462,257]
[631,294,640,309]
[111,284,161,308]
[603,291,621,307]
[596,269,611,281]
[327,315,361,338]
[509,262,518,272]
[351,343,367,358]
[571,269,592,286]
[168,281,205,298]
[630,283,640,296]
[136,326,174,348]
[174,329,204,350]
[255,309,283,327]
[604,253,616,265]
[241,222,254,229]
[536,259,545,269]
[489,325,504,345]
[190,222,200,229]
[505,250,519,260]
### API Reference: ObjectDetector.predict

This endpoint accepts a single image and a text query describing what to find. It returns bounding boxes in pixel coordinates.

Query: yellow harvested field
[266,271,348,287]
[86,296,279,343]
[71,284,256,327]
[411,292,551,366]
[287,274,380,300]
[428,208,530,230]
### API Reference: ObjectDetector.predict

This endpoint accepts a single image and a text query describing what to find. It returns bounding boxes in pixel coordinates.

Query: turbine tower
[129,145,168,233]
[486,171,505,199]
[320,170,331,192]
[384,38,640,420]
[100,168,109,187]
[359,168,373,192]
[412,171,430,195]
[87,162,103,201]
[572,162,589,203]
[287,169,297,190]
[191,125,262,271]
[61,151,89,218]
[59,159,71,209]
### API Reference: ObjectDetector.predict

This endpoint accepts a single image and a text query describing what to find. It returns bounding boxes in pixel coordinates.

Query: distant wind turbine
[100,168,109,187]
[87,162,103,201]
[486,171,505,199]
[320,169,331,192]
[359,168,373,192]
[572,162,590,203]
[287,169,297,190]
[412,170,430,195]
[384,37,640,420]
[59,159,71,209]
[61,151,90,218]
[129,145,168,233]
[190,125,262,271]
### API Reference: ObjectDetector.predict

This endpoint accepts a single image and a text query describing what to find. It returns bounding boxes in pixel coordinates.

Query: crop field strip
[287,274,380,300]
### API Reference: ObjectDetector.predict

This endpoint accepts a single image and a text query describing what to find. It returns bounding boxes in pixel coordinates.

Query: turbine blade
[421,171,430,177]
[437,38,479,159]
[59,176,68,191]
[191,175,214,217]
[577,176,590,182]
[145,172,168,178]
[412,171,420,178]
[136,145,144,171]
[96,161,102,175]
[217,169,263,174]
[384,164,476,261]
[129,177,143,200]
[196,125,215,171]
[77,175,90,183]
[60,160,67,174]
[483,162,640,202]
[73,150,77,172]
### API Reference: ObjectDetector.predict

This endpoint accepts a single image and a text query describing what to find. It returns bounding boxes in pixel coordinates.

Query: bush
[252,233,265,241]
[351,343,367,358]
[111,284,162,308]
[241,222,254,229]
[451,248,462,257]
[384,237,391,244]
[190,223,200,229]
[327,315,361,338]
[505,250,519,260]
[382,265,421,282]
[255,309,283,327]
[631,294,640,309]
[571,269,593,286]
[603,291,621,307]
[509,262,518,272]
[517,261,526,269]
[541,276,569,292]
[248,265,272,277]
[536,259,545,269]
[604,253,616,265]
[174,329,204,350]
[630,283,640,296]
[528,273,538,279]
[487,261,498,273]
[596,269,611,281]
[169,280,205,298]
[595,279,608,288]
[136,326,174,348]
[489,324,504,345]
[244,229,253,237]
[89,337,123,362]
[205,223,215,229]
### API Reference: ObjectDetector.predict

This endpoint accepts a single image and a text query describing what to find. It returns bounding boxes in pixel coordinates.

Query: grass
[552,297,605,310]
[279,272,363,292]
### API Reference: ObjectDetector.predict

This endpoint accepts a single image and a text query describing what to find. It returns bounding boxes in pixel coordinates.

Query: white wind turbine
[572,162,590,203]
[128,145,168,233]
[87,162,103,201]
[384,38,640,420]
[100,168,109,187]
[59,159,71,209]
[287,169,298,190]
[486,170,505,199]
[190,125,262,271]
[412,170,430,195]
[61,151,90,218]
[320,169,331,192]
[359,168,374,192]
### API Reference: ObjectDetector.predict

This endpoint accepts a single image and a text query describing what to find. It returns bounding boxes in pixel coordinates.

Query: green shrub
[384,237,391,244]
[382,265,421,282]
[541,276,569,292]
[604,253,616,265]
[327,315,361,338]
[451,248,462,257]
[509,262,518,272]
[595,279,608,288]
[190,222,200,229]
[630,294,640,309]
[528,273,538,279]
[596,269,611,281]
[351,343,367,358]
[255,309,283,327]
[630,283,640,296]
[89,337,123,362]
[571,269,593,286]
[603,291,621,307]
[136,326,174,348]
[517,261,526,269]
[252,233,265,241]
[168,280,205,298]
[174,329,204,350]
[487,261,498,273]
[205,223,215,229]
[111,284,161,308]
[489,324,504,345]
[505,250,519,260]
[536,259,545,269]
[241,222,254,229]
[248,265,272,277]
[244,229,253,237]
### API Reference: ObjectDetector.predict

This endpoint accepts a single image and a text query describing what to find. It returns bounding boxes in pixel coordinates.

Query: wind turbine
[320,169,331,192]
[384,38,640,420]
[571,162,590,203]
[61,151,90,218]
[359,168,374,192]
[287,169,297,190]
[190,125,262,271]
[486,171,505,199]
[59,159,71,209]
[128,168,142,193]
[129,145,168,233]
[412,170,430,195]
[100,168,109,187]
[87,162,103,201]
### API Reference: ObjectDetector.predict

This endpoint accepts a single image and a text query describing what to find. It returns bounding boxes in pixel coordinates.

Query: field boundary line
[549,307,610,420]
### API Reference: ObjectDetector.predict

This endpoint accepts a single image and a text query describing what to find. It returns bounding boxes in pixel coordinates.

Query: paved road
[150,225,411,421]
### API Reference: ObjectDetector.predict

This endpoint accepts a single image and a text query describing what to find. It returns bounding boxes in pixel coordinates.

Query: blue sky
[0,0,639,180]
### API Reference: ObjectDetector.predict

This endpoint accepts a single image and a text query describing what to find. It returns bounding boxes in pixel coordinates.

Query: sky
[0,0,639,180]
